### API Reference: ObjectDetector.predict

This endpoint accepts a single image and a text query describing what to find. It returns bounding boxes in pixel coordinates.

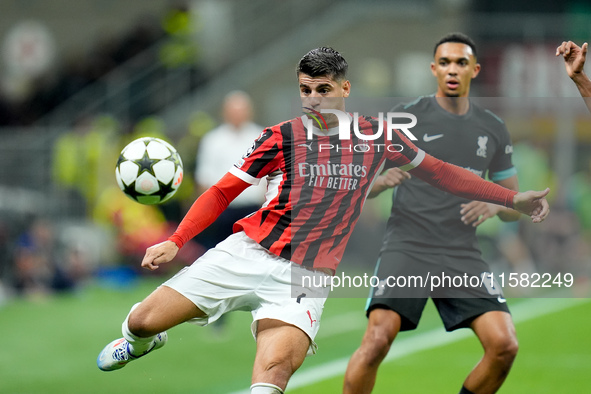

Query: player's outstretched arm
[409,154,550,223]
[140,172,250,271]
[512,188,550,223]
[556,41,591,111]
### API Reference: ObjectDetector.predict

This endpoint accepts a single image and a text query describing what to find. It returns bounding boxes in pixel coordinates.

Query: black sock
[459,387,475,394]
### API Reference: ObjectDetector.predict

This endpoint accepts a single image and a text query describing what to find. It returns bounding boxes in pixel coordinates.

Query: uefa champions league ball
[115,137,183,205]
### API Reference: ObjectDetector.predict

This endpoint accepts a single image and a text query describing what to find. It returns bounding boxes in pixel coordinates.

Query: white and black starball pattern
[115,137,183,205]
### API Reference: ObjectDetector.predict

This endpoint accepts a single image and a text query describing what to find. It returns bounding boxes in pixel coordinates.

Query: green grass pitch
[0,278,589,393]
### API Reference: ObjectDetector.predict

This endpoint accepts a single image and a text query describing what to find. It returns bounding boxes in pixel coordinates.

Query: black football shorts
[366,249,510,331]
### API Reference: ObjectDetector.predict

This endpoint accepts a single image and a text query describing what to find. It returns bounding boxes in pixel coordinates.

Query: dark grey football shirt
[383,96,516,259]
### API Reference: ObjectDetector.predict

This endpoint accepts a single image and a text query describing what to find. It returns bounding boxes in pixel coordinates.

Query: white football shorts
[162,231,331,355]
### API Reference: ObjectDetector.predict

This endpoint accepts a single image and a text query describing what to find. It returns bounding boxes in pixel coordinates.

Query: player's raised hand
[141,240,179,271]
[512,188,550,223]
[556,41,588,79]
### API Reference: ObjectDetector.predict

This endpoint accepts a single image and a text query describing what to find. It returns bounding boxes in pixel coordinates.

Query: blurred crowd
[0,2,204,127]
[0,19,161,126]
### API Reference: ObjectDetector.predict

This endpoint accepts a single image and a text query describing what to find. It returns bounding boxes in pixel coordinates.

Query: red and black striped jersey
[228,115,421,271]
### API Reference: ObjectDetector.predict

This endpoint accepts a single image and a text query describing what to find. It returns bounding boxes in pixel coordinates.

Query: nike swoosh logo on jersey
[423,133,444,142]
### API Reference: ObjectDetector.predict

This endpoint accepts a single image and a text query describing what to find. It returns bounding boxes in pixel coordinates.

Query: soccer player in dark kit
[345,33,530,394]
[97,46,549,394]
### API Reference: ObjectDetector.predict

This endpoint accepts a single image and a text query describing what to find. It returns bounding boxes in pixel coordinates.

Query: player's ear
[472,62,481,79]
[430,62,437,76]
[342,80,351,97]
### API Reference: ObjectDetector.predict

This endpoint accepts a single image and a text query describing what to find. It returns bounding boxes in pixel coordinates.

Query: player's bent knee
[487,335,519,365]
[127,310,161,338]
[368,308,401,340]
[367,312,399,343]
[370,322,398,344]
[499,336,519,362]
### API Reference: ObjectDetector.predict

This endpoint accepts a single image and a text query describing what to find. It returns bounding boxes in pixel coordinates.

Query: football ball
[115,137,183,205]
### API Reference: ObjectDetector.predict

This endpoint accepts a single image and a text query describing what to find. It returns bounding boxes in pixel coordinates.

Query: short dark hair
[433,32,477,58]
[296,47,348,81]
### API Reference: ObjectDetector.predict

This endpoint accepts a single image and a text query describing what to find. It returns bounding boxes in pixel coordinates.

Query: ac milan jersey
[229,115,421,271]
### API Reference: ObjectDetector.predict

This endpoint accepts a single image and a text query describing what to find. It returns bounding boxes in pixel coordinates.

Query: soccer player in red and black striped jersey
[97,47,549,394]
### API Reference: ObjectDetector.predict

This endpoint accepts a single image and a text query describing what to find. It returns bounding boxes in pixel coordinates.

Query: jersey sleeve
[230,127,283,185]
[168,172,250,249]
[487,115,517,182]
[409,153,517,208]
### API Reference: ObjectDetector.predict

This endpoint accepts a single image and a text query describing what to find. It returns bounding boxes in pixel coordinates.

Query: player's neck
[434,94,470,115]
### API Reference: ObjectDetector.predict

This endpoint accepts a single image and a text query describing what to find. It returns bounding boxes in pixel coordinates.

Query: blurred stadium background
[0,0,590,393]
